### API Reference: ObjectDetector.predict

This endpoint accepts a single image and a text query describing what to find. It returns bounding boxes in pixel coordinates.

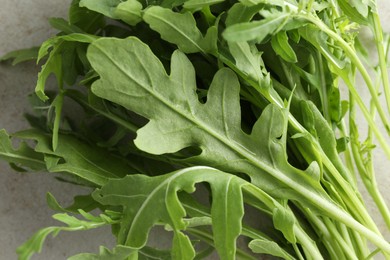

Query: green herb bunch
[1,0,390,259]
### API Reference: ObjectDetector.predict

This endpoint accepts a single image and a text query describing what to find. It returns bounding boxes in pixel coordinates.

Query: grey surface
[0,1,390,259]
[0,1,115,259]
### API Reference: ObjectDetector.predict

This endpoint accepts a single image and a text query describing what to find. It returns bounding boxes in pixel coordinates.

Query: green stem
[349,81,390,230]
[337,222,355,254]
[217,52,390,254]
[304,15,390,136]
[342,76,390,159]
[365,178,390,230]
[323,218,358,260]
[339,120,357,185]
[301,207,345,259]
[371,12,390,116]
[294,225,324,260]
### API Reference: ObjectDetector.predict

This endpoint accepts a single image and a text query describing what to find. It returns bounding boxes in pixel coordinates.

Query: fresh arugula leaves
[2,0,390,259]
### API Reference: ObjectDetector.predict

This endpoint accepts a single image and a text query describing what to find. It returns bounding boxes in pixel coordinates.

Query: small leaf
[249,238,294,259]
[46,192,99,213]
[0,129,45,171]
[143,6,217,54]
[225,3,263,27]
[183,0,224,10]
[48,17,84,34]
[0,47,39,65]
[79,0,122,18]
[273,205,296,243]
[17,212,116,260]
[271,31,297,63]
[223,13,290,43]
[14,129,130,186]
[68,245,136,260]
[239,0,284,6]
[114,0,143,26]
[69,0,105,33]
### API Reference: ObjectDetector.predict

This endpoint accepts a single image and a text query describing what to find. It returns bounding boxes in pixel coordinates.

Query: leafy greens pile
[1,0,390,259]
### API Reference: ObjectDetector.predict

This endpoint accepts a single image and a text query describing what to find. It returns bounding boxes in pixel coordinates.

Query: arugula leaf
[46,192,100,213]
[114,0,143,26]
[93,167,245,259]
[17,211,118,260]
[271,31,297,63]
[225,3,263,27]
[68,245,136,260]
[248,238,294,259]
[87,37,329,206]
[223,13,290,43]
[3,0,390,259]
[14,129,130,186]
[0,130,45,171]
[143,7,218,54]
[68,0,106,33]
[79,0,122,18]
[0,47,39,65]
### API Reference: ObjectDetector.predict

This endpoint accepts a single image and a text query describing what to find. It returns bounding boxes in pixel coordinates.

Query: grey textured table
[1,1,390,259]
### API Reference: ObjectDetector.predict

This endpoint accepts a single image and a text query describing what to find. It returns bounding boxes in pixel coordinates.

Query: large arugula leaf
[93,166,246,260]
[87,37,331,207]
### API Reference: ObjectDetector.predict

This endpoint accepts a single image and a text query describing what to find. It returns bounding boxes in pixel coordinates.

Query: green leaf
[17,212,116,260]
[271,31,297,63]
[87,36,335,219]
[38,33,98,61]
[48,17,84,34]
[228,41,264,84]
[46,192,99,213]
[14,129,130,186]
[114,0,143,26]
[336,0,369,25]
[79,0,122,18]
[35,33,98,101]
[225,3,263,27]
[0,47,39,65]
[93,166,246,259]
[298,25,346,70]
[69,0,105,33]
[273,205,296,243]
[68,245,136,260]
[138,246,171,260]
[223,13,290,43]
[0,129,45,171]
[183,0,224,10]
[300,101,354,184]
[248,238,294,259]
[36,44,62,101]
[210,173,244,260]
[238,0,283,7]
[143,6,217,54]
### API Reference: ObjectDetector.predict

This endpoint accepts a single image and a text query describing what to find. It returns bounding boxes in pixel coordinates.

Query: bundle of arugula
[1,0,390,259]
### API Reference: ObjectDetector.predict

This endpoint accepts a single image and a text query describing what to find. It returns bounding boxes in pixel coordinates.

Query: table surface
[1,1,390,259]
